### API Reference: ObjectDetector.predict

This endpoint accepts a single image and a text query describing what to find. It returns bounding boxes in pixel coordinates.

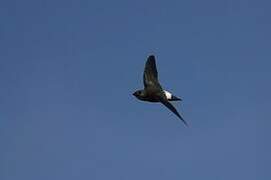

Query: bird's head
[133,90,144,100]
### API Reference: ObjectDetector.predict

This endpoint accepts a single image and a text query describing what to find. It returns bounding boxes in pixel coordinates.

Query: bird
[133,55,188,126]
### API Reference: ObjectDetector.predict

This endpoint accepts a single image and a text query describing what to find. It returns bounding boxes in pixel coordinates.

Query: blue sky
[1,0,270,179]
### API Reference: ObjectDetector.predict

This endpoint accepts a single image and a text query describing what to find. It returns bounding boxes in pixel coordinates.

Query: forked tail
[170,95,182,101]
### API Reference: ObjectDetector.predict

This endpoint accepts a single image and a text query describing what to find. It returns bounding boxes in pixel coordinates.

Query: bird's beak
[132,92,136,96]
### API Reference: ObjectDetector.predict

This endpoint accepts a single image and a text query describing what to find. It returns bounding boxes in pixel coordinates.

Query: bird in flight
[133,55,188,126]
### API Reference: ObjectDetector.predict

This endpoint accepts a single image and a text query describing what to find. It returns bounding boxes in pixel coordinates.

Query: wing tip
[178,115,189,127]
[183,120,189,127]
[147,54,156,61]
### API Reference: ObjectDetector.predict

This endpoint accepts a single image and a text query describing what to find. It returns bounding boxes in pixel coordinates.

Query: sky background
[1,0,270,179]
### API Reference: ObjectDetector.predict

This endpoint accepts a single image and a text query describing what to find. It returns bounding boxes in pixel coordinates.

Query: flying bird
[133,55,188,126]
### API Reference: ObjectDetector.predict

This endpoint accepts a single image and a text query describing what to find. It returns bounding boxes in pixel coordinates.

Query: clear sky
[1,0,270,179]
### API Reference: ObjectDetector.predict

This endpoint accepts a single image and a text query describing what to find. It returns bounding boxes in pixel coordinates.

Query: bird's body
[134,89,180,102]
[133,55,188,126]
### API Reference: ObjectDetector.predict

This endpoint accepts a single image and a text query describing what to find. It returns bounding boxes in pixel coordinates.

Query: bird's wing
[159,97,188,126]
[143,55,159,88]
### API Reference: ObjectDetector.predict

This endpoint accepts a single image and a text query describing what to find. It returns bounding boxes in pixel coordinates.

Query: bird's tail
[170,95,182,101]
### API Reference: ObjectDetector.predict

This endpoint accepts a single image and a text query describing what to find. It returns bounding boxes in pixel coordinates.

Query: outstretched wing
[143,55,159,88]
[159,97,188,126]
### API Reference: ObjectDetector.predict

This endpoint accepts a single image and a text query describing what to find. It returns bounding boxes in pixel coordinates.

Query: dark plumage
[133,55,188,126]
